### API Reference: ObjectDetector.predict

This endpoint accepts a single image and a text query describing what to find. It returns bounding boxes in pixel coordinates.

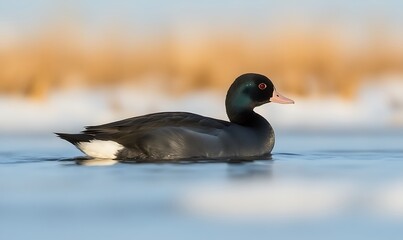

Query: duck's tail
[54,132,94,145]
[55,132,123,159]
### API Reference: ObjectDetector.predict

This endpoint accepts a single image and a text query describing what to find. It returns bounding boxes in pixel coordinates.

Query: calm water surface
[1,130,403,240]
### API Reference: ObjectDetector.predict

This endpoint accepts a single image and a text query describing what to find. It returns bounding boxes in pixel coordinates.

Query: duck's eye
[258,83,267,90]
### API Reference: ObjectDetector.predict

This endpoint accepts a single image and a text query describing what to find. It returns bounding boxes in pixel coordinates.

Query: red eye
[258,83,267,90]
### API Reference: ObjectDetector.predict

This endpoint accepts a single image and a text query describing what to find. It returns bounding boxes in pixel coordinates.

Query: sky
[1,0,403,36]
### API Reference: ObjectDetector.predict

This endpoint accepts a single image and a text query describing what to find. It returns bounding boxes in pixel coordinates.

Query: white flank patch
[77,140,124,159]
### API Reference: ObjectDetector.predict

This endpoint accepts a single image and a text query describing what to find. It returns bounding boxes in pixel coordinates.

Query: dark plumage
[56,73,294,161]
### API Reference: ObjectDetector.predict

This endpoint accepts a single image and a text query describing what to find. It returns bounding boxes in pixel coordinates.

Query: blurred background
[1,1,403,240]
[1,0,403,132]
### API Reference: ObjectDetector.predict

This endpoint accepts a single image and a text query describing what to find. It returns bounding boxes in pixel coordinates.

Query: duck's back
[85,112,228,134]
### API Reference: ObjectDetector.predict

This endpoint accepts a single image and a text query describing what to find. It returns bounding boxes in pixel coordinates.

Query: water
[1,130,403,240]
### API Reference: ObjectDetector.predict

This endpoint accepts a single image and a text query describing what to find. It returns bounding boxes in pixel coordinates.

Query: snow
[0,80,402,134]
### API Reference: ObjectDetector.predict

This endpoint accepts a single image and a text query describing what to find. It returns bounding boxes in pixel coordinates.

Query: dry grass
[0,26,402,100]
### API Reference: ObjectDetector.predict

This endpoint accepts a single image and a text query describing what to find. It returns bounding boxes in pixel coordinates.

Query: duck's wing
[55,112,231,159]
[82,112,231,138]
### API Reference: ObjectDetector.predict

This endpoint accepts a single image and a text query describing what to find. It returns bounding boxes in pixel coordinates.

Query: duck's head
[225,73,294,123]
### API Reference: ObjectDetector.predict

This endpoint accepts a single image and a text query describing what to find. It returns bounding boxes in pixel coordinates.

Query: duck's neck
[225,101,267,127]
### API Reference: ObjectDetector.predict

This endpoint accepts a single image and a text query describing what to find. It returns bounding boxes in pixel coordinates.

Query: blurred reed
[0,24,402,100]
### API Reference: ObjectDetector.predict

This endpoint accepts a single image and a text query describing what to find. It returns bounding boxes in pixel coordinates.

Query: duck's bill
[270,89,295,104]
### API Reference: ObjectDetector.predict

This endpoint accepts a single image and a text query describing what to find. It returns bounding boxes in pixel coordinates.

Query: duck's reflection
[75,158,119,166]
[227,161,273,180]
[72,154,273,170]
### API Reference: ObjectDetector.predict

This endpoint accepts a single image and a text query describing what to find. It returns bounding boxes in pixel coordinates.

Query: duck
[56,73,294,161]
